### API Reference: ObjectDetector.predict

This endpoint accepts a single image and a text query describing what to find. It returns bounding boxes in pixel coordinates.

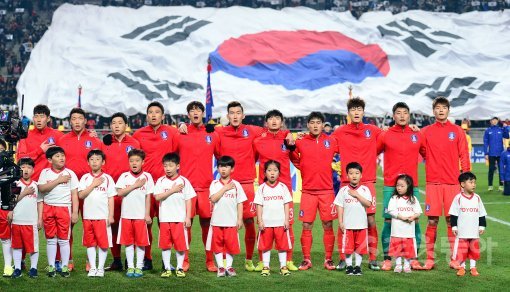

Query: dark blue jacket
[484,125,509,156]
[499,149,510,181]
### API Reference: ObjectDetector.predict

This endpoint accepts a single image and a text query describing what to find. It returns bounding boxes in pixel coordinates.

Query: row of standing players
[1,96,479,278]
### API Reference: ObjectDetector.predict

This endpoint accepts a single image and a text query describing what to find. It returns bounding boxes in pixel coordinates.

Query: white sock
[57,239,70,267]
[125,245,134,269]
[278,251,287,268]
[98,248,108,270]
[460,261,466,268]
[86,247,97,270]
[13,248,22,270]
[354,252,362,267]
[176,251,185,269]
[470,259,476,268]
[30,252,39,269]
[1,239,12,268]
[46,237,57,266]
[396,256,402,266]
[345,254,353,266]
[262,251,270,267]
[162,249,171,270]
[404,258,410,268]
[226,253,233,268]
[214,253,223,268]
[136,246,145,269]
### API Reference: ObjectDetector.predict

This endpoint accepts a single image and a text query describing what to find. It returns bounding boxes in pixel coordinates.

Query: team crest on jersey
[205,135,212,144]
[242,129,249,137]
[161,131,168,140]
[48,137,55,144]
[324,140,331,149]
[448,132,456,141]
[365,129,371,138]
[281,143,287,151]
[126,145,134,153]
[410,134,418,143]
[85,140,92,149]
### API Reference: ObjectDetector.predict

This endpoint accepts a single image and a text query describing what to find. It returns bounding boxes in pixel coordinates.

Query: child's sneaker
[11,269,22,279]
[226,267,237,277]
[28,268,38,278]
[381,260,392,271]
[126,268,135,277]
[87,268,97,277]
[60,266,71,278]
[176,268,186,278]
[96,269,105,278]
[3,266,13,277]
[260,267,270,277]
[254,261,264,272]
[353,266,363,276]
[244,259,255,272]
[46,266,56,277]
[133,268,143,278]
[403,265,412,273]
[298,259,312,271]
[368,261,380,271]
[217,267,226,277]
[286,261,298,271]
[280,266,291,276]
[456,268,466,276]
[336,260,346,271]
[345,266,354,275]
[470,267,480,276]
[160,270,172,278]
[394,265,403,273]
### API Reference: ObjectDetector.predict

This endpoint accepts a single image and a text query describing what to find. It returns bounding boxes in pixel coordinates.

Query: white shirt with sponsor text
[209,179,247,227]
[12,180,39,225]
[38,168,78,206]
[387,195,422,238]
[334,185,372,230]
[116,171,154,220]
[449,192,487,239]
[154,175,196,223]
[253,181,292,227]
[79,172,117,220]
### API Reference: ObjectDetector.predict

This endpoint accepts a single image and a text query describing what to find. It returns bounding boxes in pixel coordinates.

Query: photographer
[0,138,13,277]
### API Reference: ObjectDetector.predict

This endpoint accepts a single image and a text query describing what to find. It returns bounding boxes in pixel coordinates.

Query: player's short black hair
[87,149,105,161]
[186,101,205,113]
[307,111,325,123]
[18,157,35,168]
[0,138,6,150]
[227,101,244,113]
[46,146,65,159]
[69,107,86,119]
[265,109,284,121]
[162,152,180,164]
[33,104,50,116]
[264,160,281,172]
[392,102,410,114]
[491,116,499,121]
[110,112,128,124]
[432,96,450,109]
[147,101,165,114]
[128,148,145,160]
[459,171,476,183]
[346,161,363,173]
[347,97,365,111]
[217,156,235,168]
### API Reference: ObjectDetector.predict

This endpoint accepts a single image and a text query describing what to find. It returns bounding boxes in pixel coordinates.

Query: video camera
[0,97,29,211]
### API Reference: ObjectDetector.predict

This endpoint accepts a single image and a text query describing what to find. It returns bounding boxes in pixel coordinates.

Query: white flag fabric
[17,5,510,119]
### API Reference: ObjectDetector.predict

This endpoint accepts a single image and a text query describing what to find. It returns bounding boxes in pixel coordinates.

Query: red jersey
[422,121,470,184]
[16,127,64,181]
[377,125,426,187]
[333,123,382,184]
[175,124,219,191]
[102,134,141,181]
[132,124,179,180]
[253,129,292,191]
[216,124,264,184]
[290,133,338,195]
[57,130,103,179]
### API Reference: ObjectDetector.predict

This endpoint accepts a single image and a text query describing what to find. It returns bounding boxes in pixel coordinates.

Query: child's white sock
[30,252,39,269]
[404,258,410,268]
[262,251,270,267]
[46,237,57,266]
[98,248,108,270]
[57,239,70,267]
[162,249,171,270]
[176,251,185,269]
[214,253,223,268]
[278,251,287,268]
[13,248,22,270]
[86,247,97,270]
[470,259,476,268]
[135,246,145,269]
[226,253,233,268]
[345,254,353,266]
[396,256,402,266]
[1,239,12,268]
[354,252,362,267]
[125,245,134,269]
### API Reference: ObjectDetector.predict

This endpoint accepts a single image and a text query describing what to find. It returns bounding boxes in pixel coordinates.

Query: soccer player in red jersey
[174,101,219,272]
[377,102,426,271]
[253,109,297,271]
[102,112,140,271]
[421,97,471,270]
[132,102,179,270]
[17,105,63,181]
[332,98,382,270]
[290,112,338,271]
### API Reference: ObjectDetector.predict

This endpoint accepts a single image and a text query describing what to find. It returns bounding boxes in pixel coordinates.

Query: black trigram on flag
[400,76,499,106]
[377,18,462,57]
[121,15,211,46]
